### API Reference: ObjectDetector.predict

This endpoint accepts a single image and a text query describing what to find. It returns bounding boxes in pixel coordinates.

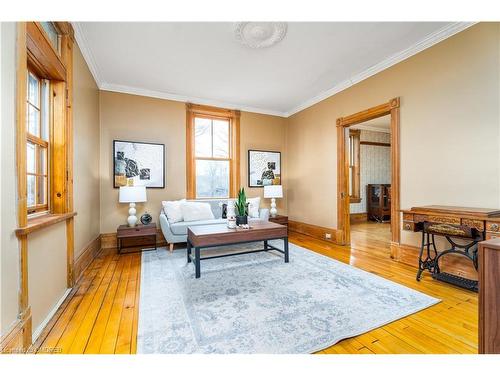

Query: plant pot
[236,215,248,226]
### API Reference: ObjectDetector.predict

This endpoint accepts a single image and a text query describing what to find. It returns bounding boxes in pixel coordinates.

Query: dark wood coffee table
[187,221,289,278]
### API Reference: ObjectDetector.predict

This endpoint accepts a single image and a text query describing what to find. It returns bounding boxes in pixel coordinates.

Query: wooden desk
[401,205,500,238]
[401,206,500,291]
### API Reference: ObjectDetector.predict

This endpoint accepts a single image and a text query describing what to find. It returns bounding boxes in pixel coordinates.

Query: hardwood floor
[33,222,478,354]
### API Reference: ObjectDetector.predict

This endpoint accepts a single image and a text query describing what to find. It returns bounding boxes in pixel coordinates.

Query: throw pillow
[247,197,261,218]
[226,199,236,218]
[181,201,215,222]
[162,199,186,224]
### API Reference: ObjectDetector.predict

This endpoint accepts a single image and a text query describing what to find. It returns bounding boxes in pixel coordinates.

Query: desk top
[402,205,500,218]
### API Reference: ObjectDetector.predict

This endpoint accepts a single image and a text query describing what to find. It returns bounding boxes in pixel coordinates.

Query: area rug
[137,241,439,354]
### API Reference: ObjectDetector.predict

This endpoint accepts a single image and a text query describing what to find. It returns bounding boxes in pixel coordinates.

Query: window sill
[16,212,77,237]
[350,197,362,203]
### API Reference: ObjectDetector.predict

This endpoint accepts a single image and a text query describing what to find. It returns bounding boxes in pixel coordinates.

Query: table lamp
[264,185,283,217]
[119,186,147,227]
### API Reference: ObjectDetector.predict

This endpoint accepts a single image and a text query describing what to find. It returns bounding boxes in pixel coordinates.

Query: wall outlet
[325,233,332,240]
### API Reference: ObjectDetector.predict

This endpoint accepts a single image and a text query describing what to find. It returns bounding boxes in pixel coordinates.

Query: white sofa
[159,199,269,252]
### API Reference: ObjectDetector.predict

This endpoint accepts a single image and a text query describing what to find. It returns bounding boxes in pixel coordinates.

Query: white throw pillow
[226,199,236,218]
[247,197,261,218]
[162,199,186,224]
[181,201,215,222]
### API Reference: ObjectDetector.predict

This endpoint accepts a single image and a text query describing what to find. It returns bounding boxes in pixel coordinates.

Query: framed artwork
[113,140,165,188]
[248,150,281,188]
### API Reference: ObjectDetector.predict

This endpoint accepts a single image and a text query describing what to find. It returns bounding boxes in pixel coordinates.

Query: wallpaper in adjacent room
[350,130,391,214]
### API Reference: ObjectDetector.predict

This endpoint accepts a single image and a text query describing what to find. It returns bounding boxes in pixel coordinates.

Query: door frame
[336,97,400,250]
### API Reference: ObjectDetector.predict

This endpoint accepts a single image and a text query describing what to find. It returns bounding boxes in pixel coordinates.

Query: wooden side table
[269,215,288,227]
[116,223,157,254]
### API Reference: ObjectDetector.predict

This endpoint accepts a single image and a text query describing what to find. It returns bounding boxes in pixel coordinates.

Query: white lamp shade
[264,185,283,198]
[119,186,147,203]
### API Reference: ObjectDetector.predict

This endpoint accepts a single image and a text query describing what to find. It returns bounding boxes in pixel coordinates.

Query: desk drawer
[461,219,484,231]
[485,232,500,240]
[486,222,500,232]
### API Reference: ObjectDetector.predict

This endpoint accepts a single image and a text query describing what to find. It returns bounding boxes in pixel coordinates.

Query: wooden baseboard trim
[0,311,32,354]
[100,228,167,250]
[73,235,101,283]
[289,220,340,244]
[391,242,477,280]
[350,212,368,223]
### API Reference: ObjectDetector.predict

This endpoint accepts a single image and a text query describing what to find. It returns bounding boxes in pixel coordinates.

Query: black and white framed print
[113,140,165,188]
[248,150,281,187]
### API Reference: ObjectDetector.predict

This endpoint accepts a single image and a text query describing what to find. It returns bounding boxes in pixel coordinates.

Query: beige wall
[1,22,20,336]
[240,112,288,214]
[99,92,186,233]
[27,222,67,331]
[99,92,288,233]
[73,43,101,257]
[287,23,500,247]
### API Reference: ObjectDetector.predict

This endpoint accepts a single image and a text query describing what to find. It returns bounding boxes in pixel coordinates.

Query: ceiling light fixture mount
[234,22,287,49]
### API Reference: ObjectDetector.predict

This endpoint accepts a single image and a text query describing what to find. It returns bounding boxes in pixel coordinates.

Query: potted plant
[235,188,248,226]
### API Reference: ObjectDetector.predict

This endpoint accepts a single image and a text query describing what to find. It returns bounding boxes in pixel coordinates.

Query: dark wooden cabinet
[116,223,157,254]
[269,215,288,227]
[367,184,391,222]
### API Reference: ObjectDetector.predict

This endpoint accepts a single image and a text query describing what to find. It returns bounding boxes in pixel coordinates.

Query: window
[26,70,50,215]
[349,129,361,203]
[186,104,240,199]
[40,22,61,54]
[194,117,230,198]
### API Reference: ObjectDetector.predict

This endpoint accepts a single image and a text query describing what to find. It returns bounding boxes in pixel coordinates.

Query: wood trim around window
[348,129,361,203]
[186,103,240,199]
[10,21,75,351]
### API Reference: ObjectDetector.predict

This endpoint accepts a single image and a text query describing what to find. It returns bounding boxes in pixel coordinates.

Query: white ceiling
[74,22,473,117]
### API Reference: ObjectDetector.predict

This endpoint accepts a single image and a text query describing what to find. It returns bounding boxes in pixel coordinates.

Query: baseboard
[32,289,72,343]
[0,311,32,354]
[350,212,368,223]
[74,235,101,283]
[289,220,341,244]
[391,242,477,280]
[101,228,167,249]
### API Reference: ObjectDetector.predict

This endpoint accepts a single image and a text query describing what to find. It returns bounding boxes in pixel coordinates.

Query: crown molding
[73,21,476,119]
[284,22,477,117]
[72,22,103,86]
[99,83,288,117]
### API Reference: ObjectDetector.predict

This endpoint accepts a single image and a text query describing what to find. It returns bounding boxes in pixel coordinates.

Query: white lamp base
[127,202,138,227]
[270,198,278,217]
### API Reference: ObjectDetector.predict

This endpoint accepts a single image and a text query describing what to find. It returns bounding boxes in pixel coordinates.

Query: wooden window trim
[349,129,361,203]
[16,212,77,237]
[186,103,240,199]
[17,21,75,228]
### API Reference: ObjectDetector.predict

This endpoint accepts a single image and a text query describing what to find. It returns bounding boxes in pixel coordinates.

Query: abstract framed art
[248,150,281,187]
[113,140,165,188]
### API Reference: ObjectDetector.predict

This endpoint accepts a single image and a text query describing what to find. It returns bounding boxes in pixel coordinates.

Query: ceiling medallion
[234,22,287,49]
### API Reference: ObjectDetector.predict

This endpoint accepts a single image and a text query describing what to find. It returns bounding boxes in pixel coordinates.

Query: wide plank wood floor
[33,222,478,354]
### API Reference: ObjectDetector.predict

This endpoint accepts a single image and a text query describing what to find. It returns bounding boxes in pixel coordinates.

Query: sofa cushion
[247,197,261,218]
[162,199,186,224]
[181,201,215,222]
[170,218,227,235]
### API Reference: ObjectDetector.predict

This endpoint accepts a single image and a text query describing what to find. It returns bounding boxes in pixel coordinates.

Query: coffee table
[187,221,289,278]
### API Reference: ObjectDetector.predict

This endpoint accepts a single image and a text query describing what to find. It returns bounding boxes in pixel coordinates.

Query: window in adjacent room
[348,129,361,203]
[26,70,50,215]
[186,104,240,199]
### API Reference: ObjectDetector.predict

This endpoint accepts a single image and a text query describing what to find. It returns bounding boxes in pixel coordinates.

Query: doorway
[336,98,400,252]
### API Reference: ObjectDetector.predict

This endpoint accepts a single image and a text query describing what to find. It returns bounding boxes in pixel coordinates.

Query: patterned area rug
[137,241,439,353]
